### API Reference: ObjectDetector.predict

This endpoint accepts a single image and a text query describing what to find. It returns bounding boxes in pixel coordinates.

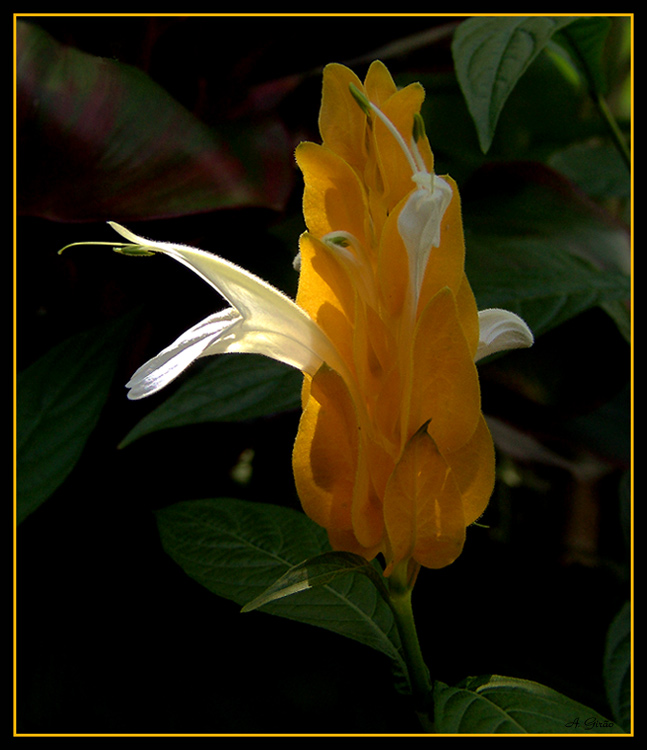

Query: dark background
[16,15,630,735]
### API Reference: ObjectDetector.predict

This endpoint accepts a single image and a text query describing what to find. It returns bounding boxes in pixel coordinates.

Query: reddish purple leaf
[16,21,294,222]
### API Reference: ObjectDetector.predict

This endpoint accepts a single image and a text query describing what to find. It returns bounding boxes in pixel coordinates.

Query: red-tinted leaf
[16,21,294,221]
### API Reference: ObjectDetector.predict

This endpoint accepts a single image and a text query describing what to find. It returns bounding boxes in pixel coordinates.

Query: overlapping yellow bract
[292,61,495,572]
[105,61,523,575]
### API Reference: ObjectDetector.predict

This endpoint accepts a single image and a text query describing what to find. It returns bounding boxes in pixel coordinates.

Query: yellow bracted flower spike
[73,61,532,578]
[293,61,499,574]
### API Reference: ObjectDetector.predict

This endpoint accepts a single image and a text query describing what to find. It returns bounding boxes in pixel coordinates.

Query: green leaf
[553,17,612,96]
[433,675,620,734]
[603,601,631,731]
[452,16,577,152]
[155,498,408,679]
[16,314,134,523]
[241,550,390,613]
[463,162,630,337]
[119,354,302,447]
[548,141,631,200]
[599,300,631,344]
[16,20,293,221]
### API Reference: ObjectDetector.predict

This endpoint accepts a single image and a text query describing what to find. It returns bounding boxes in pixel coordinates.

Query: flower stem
[388,561,434,730]
[594,91,631,170]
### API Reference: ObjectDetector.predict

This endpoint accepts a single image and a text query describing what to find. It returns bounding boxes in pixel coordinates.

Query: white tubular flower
[397,175,454,303]
[106,222,343,400]
[125,308,243,399]
[475,308,535,362]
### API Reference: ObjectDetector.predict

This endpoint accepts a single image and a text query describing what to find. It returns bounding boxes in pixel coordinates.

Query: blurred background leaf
[119,354,302,448]
[17,314,135,523]
[17,20,294,221]
[552,16,612,96]
[462,161,630,338]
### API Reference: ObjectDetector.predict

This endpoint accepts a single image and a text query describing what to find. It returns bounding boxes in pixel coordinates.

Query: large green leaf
[451,16,614,155]
[452,16,578,152]
[16,20,293,221]
[463,161,630,337]
[16,314,134,523]
[155,498,408,679]
[603,601,631,731]
[241,550,390,613]
[119,354,302,447]
[433,675,620,734]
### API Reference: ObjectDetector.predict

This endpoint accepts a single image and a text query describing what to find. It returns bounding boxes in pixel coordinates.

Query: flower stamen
[349,83,433,194]
[321,230,378,309]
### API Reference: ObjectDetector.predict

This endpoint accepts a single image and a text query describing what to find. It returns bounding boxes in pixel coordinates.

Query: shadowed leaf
[433,675,620,734]
[16,20,293,222]
[463,161,630,337]
[452,17,577,152]
[155,498,408,680]
[17,314,135,522]
[241,550,390,612]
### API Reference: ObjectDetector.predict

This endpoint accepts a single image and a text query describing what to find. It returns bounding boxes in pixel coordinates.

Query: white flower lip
[475,308,535,362]
[108,222,342,400]
[125,308,243,399]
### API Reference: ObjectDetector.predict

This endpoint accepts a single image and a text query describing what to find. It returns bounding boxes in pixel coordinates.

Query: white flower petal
[126,309,242,399]
[109,222,343,382]
[475,308,534,362]
[397,176,453,301]
[222,323,339,374]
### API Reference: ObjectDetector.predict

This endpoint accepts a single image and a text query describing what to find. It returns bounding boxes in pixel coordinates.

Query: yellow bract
[293,61,495,572]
